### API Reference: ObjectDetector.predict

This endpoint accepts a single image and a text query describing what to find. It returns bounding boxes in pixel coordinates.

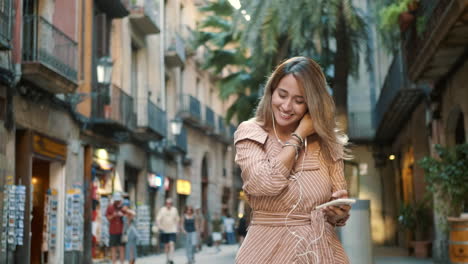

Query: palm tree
[192,0,266,122]
[236,0,368,130]
[192,0,368,128]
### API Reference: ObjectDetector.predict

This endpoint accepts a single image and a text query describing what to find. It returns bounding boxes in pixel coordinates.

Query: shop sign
[176,179,191,195]
[147,173,162,188]
[32,133,67,162]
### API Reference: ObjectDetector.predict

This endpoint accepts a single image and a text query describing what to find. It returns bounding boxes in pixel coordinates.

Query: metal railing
[375,51,409,128]
[348,111,375,140]
[204,106,215,129]
[22,15,77,82]
[175,127,188,153]
[148,99,167,137]
[93,85,136,129]
[130,0,159,26]
[217,115,226,136]
[166,32,186,62]
[402,0,451,72]
[229,124,237,140]
[0,0,12,49]
[179,94,201,122]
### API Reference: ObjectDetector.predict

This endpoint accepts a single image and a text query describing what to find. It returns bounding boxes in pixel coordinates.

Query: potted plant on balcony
[398,200,432,258]
[380,0,419,33]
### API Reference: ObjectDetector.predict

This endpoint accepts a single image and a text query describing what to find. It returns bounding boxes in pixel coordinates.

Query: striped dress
[234,120,349,264]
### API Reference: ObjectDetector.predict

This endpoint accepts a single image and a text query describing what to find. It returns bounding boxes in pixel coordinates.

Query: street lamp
[170,118,183,136]
[97,56,113,85]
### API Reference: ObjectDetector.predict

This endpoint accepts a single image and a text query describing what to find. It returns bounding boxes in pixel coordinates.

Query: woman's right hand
[295,113,315,138]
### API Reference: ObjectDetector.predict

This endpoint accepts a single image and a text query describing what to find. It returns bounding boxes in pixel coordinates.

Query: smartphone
[315,198,356,210]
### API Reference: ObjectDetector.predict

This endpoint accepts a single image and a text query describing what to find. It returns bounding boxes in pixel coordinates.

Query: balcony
[165,33,185,67]
[228,124,236,141]
[178,94,201,126]
[375,52,425,143]
[134,99,167,140]
[129,0,160,35]
[0,0,12,50]
[22,15,78,94]
[348,111,375,142]
[172,127,188,153]
[402,0,468,82]
[95,0,130,18]
[203,106,216,131]
[89,85,137,139]
[216,115,226,136]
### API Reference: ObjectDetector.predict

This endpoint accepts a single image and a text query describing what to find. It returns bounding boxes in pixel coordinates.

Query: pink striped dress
[234,120,350,264]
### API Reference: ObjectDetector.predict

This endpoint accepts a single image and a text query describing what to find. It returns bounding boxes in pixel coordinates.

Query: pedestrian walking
[211,213,223,253]
[156,198,180,264]
[105,192,125,264]
[194,208,205,251]
[236,214,248,247]
[122,200,139,264]
[234,56,352,263]
[181,205,198,264]
[223,213,236,245]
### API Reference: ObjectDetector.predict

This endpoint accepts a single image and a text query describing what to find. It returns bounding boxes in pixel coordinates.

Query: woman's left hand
[323,190,351,226]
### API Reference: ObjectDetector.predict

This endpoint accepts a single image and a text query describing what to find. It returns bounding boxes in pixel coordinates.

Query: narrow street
[137,244,238,264]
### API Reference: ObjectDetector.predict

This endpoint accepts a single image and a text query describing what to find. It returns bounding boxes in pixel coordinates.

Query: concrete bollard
[339,199,373,264]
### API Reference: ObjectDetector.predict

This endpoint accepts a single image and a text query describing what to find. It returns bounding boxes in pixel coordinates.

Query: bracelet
[291,133,304,147]
[283,142,300,160]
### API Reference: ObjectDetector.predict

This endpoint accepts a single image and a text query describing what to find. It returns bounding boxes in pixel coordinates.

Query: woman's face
[271,74,307,130]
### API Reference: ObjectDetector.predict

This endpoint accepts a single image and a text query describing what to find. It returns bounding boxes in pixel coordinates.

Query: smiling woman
[234,57,351,264]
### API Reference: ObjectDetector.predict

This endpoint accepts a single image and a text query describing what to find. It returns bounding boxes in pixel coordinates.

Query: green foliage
[192,0,369,123]
[416,15,427,37]
[398,199,432,240]
[379,0,411,31]
[377,0,413,52]
[418,144,468,215]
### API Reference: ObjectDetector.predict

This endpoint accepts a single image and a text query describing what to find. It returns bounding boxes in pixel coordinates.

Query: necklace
[272,114,308,149]
[272,116,285,146]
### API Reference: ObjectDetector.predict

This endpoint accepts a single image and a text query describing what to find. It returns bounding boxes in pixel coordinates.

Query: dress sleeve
[329,158,347,193]
[235,132,291,196]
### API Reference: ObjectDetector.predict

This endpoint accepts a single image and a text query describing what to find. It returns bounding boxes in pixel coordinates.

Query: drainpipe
[159,0,166,111]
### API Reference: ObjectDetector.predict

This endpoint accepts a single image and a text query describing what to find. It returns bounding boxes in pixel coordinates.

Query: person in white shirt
[223,213,236,245]
[156,198,180,264]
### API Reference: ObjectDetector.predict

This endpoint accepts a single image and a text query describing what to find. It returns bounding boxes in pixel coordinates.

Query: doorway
[31,158,50,264]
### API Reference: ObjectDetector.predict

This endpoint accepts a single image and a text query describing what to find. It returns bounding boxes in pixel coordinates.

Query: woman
[122,200,139,264]
[234,57,351,264]
[181,206,198,264]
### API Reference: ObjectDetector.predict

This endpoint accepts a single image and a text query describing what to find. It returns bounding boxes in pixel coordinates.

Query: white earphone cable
[272,114,323,264]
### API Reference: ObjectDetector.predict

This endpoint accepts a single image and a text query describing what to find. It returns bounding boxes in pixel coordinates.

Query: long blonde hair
[255,56,348,162]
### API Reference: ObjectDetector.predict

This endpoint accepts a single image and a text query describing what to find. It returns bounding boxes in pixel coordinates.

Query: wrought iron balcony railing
[217,115,226,136]
[375,51,424,142]
[92,85,136,131]
[22,15,78,83]
[147,99,167,137]
[229,124,237,140]
[401,0,467,81]
[204,106,215,130]
[0,0,12,50]
[129,0,160,35]
[165,32,185,67]
[179,93,201,124]
[175,127,188,153]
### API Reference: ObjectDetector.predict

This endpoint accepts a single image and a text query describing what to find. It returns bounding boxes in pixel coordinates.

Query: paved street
[133,244,434,264]
[137,244,238,264]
